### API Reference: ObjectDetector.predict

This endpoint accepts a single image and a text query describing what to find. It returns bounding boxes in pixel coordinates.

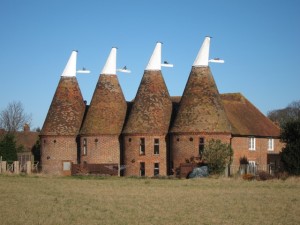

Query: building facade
[40,38,283,176]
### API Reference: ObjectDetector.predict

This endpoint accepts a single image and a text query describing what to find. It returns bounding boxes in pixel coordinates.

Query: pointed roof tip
[61,50,77,77]
[145,42,162,71]
[101,47,117,75]
[193,36,211,67]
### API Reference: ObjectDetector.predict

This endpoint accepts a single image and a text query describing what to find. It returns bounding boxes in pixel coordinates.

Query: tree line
[267,100,300,175]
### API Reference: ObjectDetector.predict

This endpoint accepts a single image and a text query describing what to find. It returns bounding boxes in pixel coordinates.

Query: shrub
[242,173,255,181]
[256,170,273,181]
[202,139,233,175]
[239,156,249,165]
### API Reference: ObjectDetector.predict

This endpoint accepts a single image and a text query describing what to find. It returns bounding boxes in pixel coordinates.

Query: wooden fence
[71,163,119,176]
[0,160,39,174]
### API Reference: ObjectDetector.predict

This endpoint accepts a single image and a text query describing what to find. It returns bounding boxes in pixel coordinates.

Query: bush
[242,173,255,181]
[202,139,233,175]
[256,171,273,181]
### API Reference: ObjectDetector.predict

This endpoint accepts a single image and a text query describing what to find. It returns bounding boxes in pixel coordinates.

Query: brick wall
[171,133,231,171]
[123,135,167,177]
[40,136,78,175]
[231,136,284,168]
[80,135,120,165]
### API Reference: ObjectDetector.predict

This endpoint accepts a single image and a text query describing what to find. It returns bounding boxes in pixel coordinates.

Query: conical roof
[123,70,172,134]
[171,66,231,133]
[80,48,127,135]
[41,51,85,136]
[123,43,172,134]
[41,76,86,136]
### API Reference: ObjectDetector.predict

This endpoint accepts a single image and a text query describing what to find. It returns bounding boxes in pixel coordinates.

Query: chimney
[24,123,30,132]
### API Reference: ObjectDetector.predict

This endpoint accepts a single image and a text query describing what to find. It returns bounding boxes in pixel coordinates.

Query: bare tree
[0,101,32,132]
[267,100,300,127]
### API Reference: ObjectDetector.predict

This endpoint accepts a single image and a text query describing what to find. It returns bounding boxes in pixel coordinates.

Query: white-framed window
[154,138,159,155]
[83,138,87,155]
[248,160,257,174]
[154,163,159,176]
[248,137,256,150]
[268,138,274,151]
[140,138,145,155]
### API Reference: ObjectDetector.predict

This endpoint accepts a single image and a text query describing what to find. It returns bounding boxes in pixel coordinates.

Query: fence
[0,160,39,174]
[71,163,119,176]
[178,163,279,178]
[229,164,280,176]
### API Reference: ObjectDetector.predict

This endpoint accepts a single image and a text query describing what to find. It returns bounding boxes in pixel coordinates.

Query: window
[140,138,145,155]
[154,138,159,155]
[248,161,257,174]
[268,138,274,151]
[248,137,256,150]
[199,137,205,156]
[140,162,145,176]
[83,138,87,155]
[154,163,159,176]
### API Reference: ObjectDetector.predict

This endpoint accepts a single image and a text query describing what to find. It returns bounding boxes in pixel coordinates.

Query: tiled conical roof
[80,48,127,135]
[170,66,231,133]
[171,37,231,133]
[41,51,85,136]
[41,76,86,136]
[123,43,172,134]
[123,70,172,134]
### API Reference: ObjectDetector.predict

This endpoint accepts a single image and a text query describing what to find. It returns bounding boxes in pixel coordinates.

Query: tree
[0,101,32,132]
[280,120,300,175]
[202,139,233,175]
[0,133,18,161]
[268,100,300,127]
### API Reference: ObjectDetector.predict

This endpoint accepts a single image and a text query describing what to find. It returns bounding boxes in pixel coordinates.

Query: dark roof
[123,70,172,134]
[80,74,127,135]
[171,66,231,133]
[221,93,281,137]
[41,77,85,136]
[0,126,39,153]
[15,130,39,152]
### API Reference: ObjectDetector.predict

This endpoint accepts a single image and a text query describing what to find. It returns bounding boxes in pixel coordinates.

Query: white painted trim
[193,37,210,67]
[146,42,162,71]
[101,47,117,75]
[61,51,77,77]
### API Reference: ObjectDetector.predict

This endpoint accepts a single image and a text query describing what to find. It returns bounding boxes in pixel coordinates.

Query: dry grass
[0,174,299,225]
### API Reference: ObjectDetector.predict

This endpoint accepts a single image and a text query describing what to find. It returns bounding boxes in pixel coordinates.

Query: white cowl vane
[61,50,77,77]
[146,42,162,71]
[193,37,211,67]
[101,47,117,75]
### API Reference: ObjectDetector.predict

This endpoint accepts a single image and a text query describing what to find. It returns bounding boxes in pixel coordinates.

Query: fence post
[14,161,20,174]
[1,161,7,173]
[26,161,32,174]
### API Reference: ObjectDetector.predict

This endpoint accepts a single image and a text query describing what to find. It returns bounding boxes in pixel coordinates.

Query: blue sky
[0,0,299,129]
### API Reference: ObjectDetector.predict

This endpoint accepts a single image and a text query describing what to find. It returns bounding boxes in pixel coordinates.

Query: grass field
[0,175,299,225]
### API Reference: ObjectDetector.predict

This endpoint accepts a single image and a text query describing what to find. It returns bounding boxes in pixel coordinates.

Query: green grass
[0,174,299,225]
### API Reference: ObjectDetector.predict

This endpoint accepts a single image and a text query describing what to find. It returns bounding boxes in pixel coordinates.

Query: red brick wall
[80,135,120,165]
[231,136,284,169]
[171,133,231,171]
[40,136,78,175]
[123,135,167,177]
